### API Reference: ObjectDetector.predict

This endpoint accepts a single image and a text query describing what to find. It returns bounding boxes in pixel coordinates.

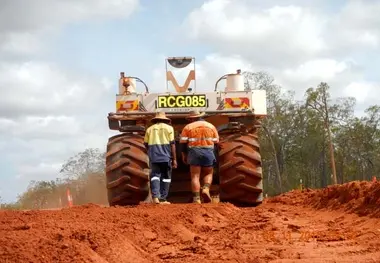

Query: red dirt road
[1,181,379,263]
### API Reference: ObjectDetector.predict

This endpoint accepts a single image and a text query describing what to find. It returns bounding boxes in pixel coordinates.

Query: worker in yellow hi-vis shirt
[144,112,177,205]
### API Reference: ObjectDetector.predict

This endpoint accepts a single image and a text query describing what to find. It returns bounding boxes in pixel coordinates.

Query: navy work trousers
[150,161,172,200]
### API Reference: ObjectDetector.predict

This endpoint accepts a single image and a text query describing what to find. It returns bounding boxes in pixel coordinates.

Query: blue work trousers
[150,161,172,200]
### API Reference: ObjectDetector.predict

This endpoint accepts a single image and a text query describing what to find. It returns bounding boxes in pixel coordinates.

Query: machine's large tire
[218,132,263,206]
[106,133,150,206]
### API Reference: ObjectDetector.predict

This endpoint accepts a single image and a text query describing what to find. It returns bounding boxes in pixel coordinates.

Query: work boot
[193,197,201,204]
[152,197,160,204]
[159,199,171,205]
[201,187,212,203]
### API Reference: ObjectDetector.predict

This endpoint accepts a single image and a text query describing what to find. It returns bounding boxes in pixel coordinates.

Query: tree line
[1,71,379,209]
[244,71,379,195]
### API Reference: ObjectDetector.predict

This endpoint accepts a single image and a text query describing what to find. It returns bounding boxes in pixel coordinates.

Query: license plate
[157,94,206,108]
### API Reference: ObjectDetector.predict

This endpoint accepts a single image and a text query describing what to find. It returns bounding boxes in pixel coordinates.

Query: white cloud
[0,61,113,118]
[327,0,380,51]
[184,0,327,67]
[182,0,380,109]
[277,58,363,99]
[0,0,140,32]
[0,59,118,186]
[16,162,63,181]
[283,59,351,81]
[10,116,81,139]
[343,81,379,104]
[184,0,380,63]
[0,0,140,53]
[0,32,44,54]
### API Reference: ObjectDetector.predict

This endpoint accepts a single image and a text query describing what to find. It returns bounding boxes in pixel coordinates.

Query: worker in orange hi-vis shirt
[180,110,219,204]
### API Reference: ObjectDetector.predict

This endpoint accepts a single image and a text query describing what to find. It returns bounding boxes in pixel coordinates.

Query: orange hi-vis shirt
[180,120,219,148]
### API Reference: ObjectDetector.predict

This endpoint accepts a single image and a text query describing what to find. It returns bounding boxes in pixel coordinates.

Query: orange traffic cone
[66,188,73,208]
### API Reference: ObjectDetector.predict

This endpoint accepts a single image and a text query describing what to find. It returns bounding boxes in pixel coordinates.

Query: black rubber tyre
[218,132,263,206]
[106,133,149,206]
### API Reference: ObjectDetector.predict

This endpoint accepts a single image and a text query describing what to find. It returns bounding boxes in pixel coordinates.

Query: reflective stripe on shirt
[180,120,219,148]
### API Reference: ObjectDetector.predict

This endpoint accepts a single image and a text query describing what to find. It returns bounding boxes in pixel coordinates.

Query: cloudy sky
[0,0,379,202]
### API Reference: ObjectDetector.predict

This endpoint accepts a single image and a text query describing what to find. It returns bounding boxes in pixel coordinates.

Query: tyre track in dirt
[0,181,379,263]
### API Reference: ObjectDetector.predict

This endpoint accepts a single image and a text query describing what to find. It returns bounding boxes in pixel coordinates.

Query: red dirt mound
[1,193,380,262]
[268,180,380,217]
